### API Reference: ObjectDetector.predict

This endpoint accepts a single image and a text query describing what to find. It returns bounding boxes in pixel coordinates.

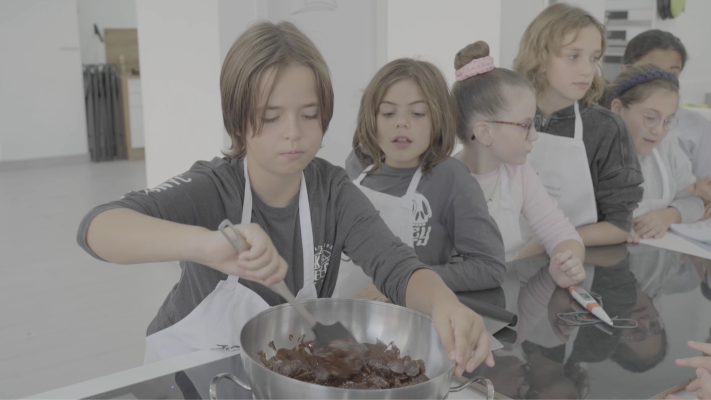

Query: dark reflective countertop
[467,243,711,399]
[88,243,711,400]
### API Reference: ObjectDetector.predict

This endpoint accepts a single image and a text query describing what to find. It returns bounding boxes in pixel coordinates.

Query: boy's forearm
[86,208,208,265]
[577,221,628,247]
[405,269,458,316]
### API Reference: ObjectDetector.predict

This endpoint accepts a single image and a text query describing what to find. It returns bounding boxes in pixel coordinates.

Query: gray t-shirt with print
[77,157,424,336]
[345,153,506,292]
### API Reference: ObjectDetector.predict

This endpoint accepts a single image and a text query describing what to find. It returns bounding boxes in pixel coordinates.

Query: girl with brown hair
[334,58,507,301]
[608,65,704,241]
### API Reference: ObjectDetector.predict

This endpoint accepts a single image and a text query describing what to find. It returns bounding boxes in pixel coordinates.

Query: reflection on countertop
[468,244,711,399]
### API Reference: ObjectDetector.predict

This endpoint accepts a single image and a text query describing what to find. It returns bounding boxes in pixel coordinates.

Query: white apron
[521,102,597,242]
[633,148,671,218]
[485,165,523,262]
[331,165,423,298]
[144,158,318,364]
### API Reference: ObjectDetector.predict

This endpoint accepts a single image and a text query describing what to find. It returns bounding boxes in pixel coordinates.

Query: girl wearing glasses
[622,30,711,221]
[608,65,704,242]
[333,58,507,300]
[513,3,644,252]
[452,40,585,288]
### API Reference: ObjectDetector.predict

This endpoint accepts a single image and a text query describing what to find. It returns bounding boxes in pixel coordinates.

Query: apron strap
[240,157,316,287]
[355,164,422,199]
[573,101,583,141]
[652,148,671,204]
[299,173,315,286]
[354,164,374,185]
[405,167,423,197]
[241,157,253,225]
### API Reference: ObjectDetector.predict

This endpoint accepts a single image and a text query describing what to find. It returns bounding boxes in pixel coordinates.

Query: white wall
[76,0,137,65]
[386,0,502,86]
[499,0,605,71]
[217,0,260,152]
[136,0,224,187]
[0,0,88,162]
[500,0,547,69]
[655,0,711,105]
[266,0,378,168]
[557,0,606,23]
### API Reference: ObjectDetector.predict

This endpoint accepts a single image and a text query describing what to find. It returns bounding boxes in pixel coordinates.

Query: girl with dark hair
[608,65,704,240]
[623,30,711,220]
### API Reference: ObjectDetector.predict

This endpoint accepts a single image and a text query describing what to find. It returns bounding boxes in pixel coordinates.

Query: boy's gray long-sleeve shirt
[77,157,425,336]
[535,104,644,232]
[345,154,507,292]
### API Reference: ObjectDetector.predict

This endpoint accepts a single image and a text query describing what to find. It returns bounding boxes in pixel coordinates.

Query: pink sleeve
[517,164,583,255]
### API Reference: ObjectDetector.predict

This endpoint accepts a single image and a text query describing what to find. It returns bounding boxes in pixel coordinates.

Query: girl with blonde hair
[513,3,644,254]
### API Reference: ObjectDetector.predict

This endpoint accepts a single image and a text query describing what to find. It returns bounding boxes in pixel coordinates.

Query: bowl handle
[209,373,252,400]
[449,376,495,400]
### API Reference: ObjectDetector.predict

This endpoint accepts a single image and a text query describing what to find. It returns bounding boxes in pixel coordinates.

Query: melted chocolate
[258,336,429,389]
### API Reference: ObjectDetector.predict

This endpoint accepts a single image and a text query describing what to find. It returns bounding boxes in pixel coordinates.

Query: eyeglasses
[625,105,679,132]
[479,120,534,140]
[621,316,665,342]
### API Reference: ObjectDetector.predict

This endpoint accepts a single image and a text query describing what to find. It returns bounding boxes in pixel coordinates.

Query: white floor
[0,160,181,399]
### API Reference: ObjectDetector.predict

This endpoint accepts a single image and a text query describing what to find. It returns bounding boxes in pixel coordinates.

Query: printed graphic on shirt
[314,243,333,281]
[412,193,432,247]
[130,175,193,197]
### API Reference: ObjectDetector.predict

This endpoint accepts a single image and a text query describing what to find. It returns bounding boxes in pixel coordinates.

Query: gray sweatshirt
[77,157,425,335]
[674,107,711,181]
[638,135,704,223]
[535,104,644,232]
[345,154,506,291]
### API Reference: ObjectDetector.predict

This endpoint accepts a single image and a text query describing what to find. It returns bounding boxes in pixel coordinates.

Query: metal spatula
[218,219,356,349]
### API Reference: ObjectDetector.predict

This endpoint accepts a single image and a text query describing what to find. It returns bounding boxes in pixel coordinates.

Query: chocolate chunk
[375,365,391,377]
[387,360,405,374]
[278,360,305,378]
[367,375,390,389]
[259,338,429,390]
[404,360,420,377]
[416,359,426,375]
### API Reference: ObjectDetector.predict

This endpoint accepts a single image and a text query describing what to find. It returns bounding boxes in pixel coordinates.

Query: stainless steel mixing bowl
[210,299,493,399]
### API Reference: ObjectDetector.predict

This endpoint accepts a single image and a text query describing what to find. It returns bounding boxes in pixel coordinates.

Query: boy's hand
[198,223,287,286]
[431,294,495,377]
[548,250,585,288]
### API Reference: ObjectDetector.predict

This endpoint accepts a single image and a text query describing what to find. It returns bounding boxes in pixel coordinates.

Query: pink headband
[455,56,495,81]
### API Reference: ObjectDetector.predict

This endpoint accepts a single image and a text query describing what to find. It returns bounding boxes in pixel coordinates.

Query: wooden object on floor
[120,75,145,161]
[105,29,139,74]
[107,28,144,161]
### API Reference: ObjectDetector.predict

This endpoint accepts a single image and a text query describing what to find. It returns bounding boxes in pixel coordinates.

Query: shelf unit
[603,0,658,80]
